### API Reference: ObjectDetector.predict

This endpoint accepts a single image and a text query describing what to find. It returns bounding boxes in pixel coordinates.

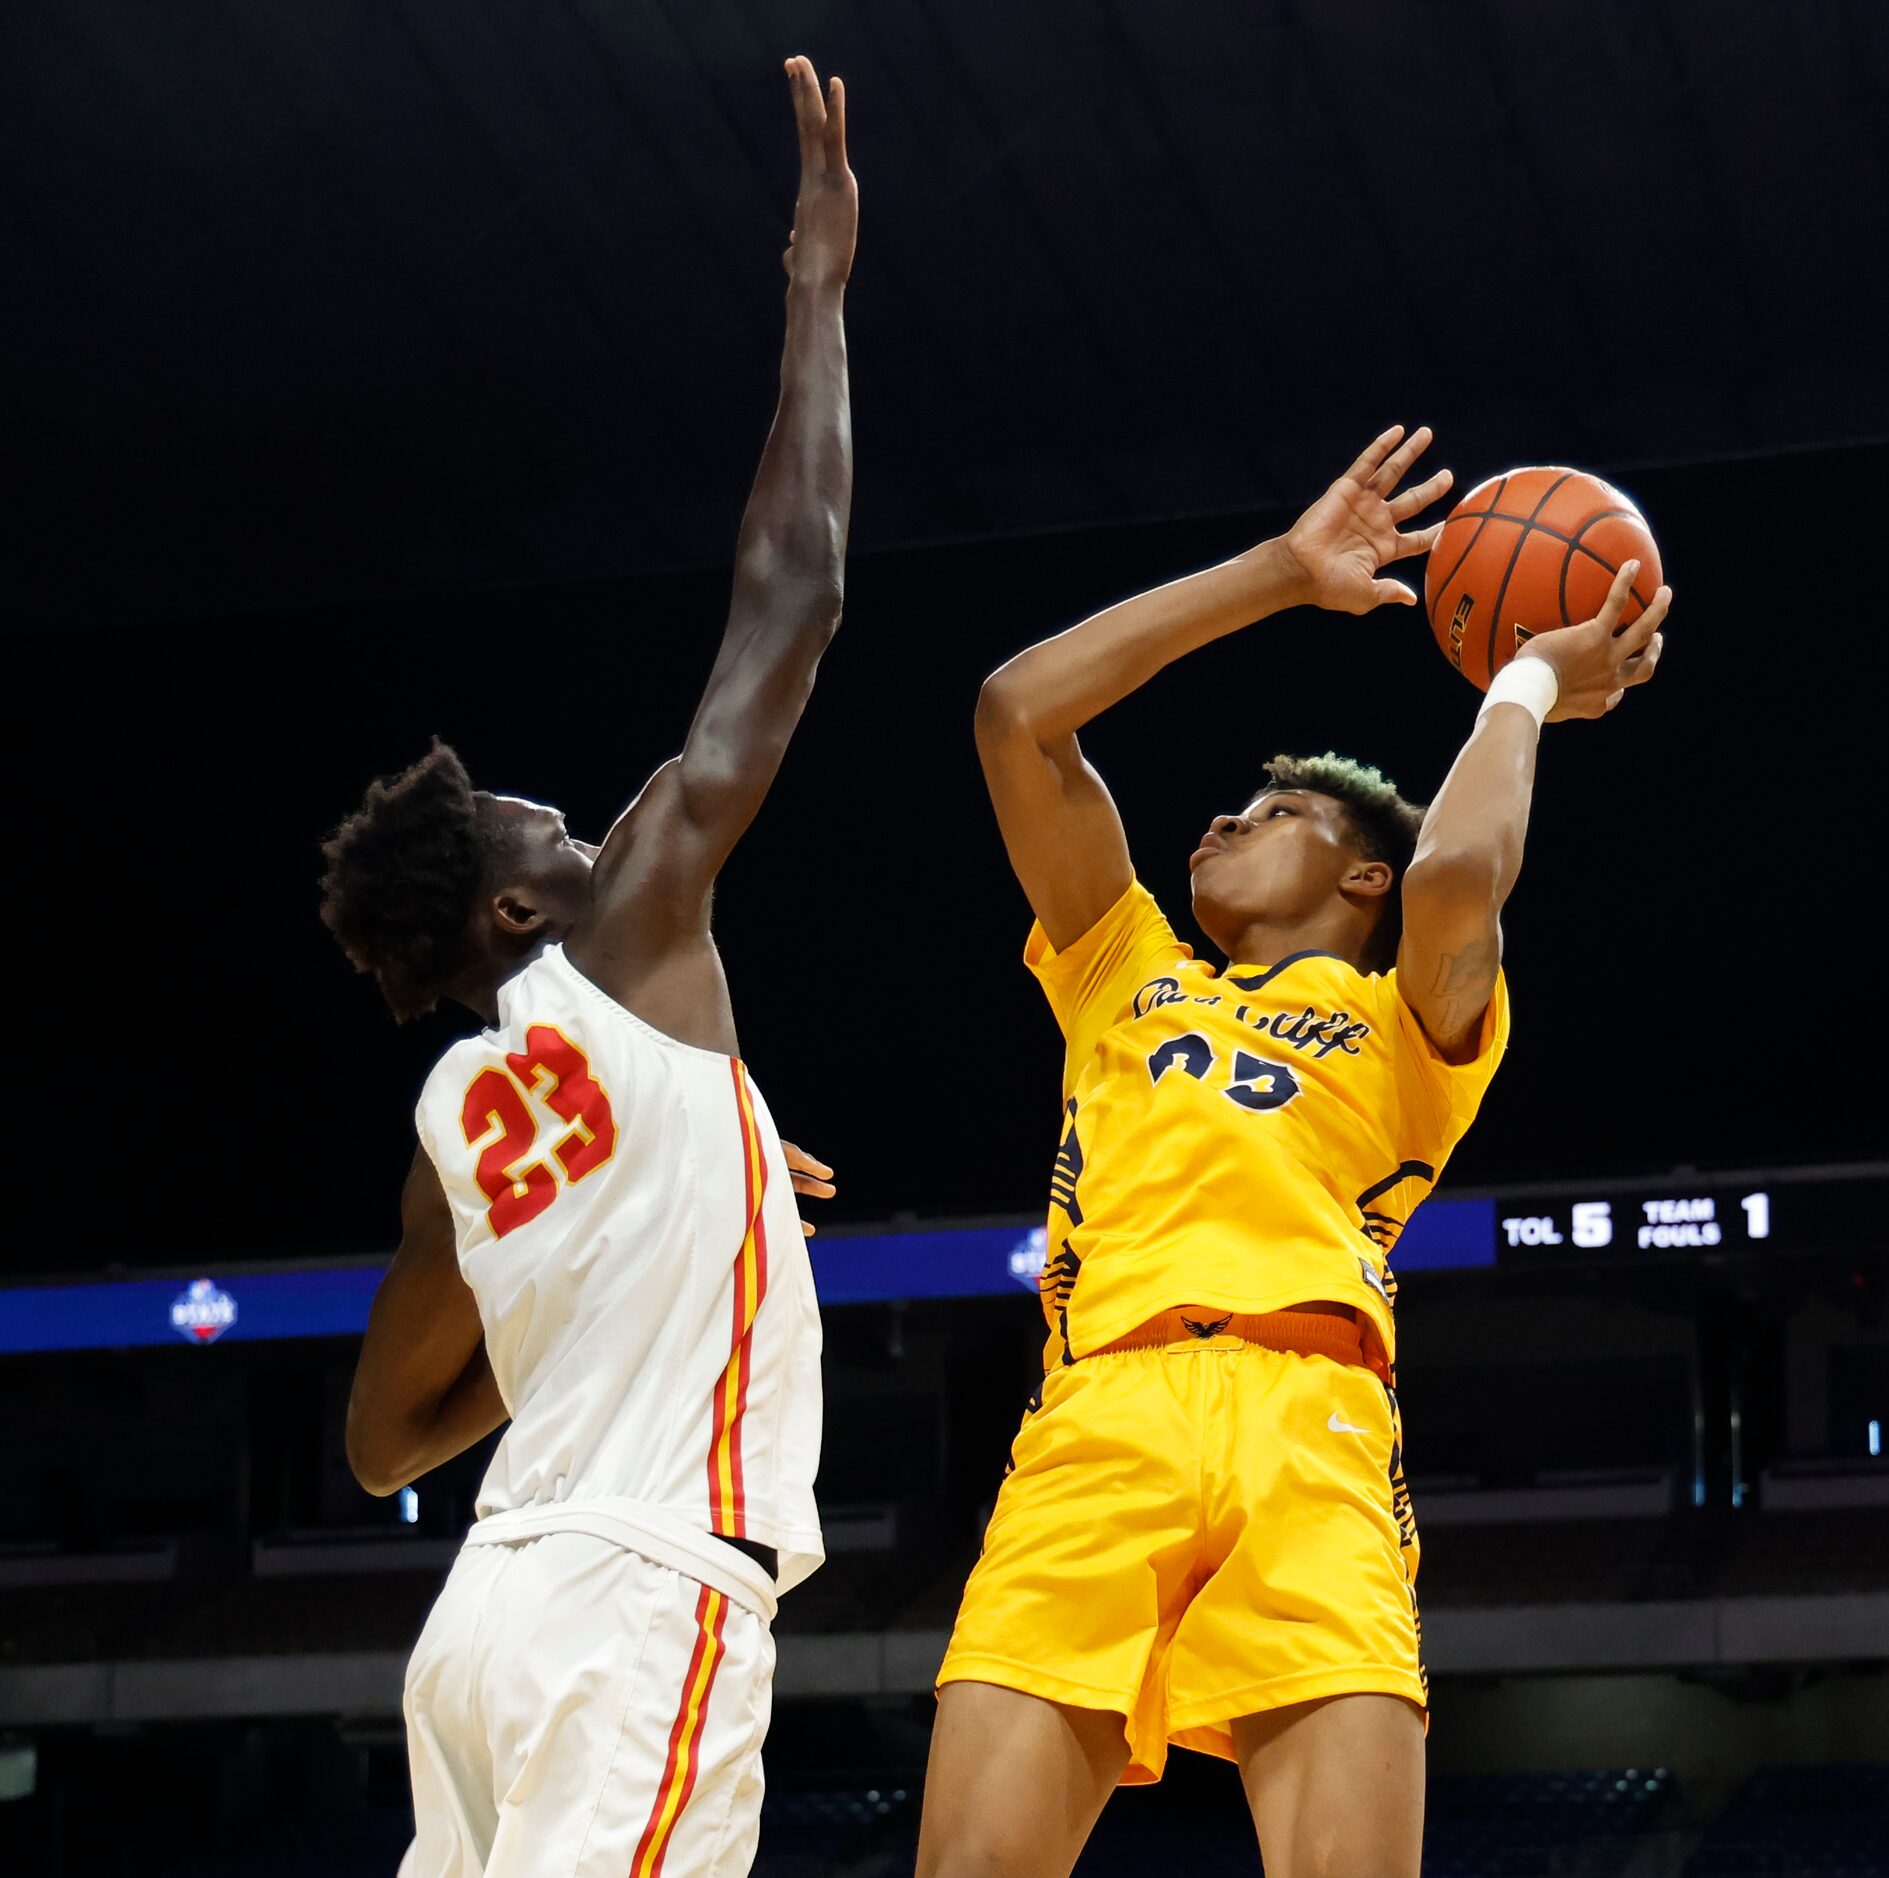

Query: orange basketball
[1424,467,1663,691]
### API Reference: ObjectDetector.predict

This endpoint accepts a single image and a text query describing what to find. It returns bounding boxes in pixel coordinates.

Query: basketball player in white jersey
[315,58,855,1877]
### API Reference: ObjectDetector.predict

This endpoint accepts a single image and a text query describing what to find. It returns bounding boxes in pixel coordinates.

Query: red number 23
[460,1025,618,1238]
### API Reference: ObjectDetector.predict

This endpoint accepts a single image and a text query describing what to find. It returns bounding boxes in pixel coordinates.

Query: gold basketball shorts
[937,1319,1424,1783]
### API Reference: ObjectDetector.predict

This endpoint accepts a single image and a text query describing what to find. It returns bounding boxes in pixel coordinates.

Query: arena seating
[747,1768,1889,1878]
[745,1770,1689,1877]
[754,1786,921,1876]
[1686,1765,1889,1877]
[5,1503,1881,1671]
[13,1759,1887,1875]
[1421,1769,1677,1877]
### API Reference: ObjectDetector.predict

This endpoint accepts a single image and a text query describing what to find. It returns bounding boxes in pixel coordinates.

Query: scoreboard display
[1488,1171,1883,1263]
[1499,1188,1770,1253]
[1382,1171,1885,1272]
[0,1167,1882,1354]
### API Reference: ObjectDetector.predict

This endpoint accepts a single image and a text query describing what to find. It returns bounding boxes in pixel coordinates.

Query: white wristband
[1479,657,1558,729]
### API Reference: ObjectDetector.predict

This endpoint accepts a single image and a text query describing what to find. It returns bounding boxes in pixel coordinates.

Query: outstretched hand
[782,56,856,287]
[1281,425,1454,615]
[781,1141,836,1237]
[1517,560,1671,722]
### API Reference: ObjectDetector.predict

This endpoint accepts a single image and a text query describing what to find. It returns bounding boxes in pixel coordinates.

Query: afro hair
[319,739,499,1022]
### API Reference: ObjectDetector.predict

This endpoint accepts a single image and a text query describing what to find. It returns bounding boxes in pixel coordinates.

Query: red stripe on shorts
[629,1580,730,1878]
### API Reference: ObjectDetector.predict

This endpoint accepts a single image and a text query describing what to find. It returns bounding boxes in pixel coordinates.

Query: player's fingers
[1615,611,1659,661]
[1619,583,1671,655]
[1603,687,1627,713]
[1623,632,1664,685]
[785,58,814,166]
[1342,425,1404,486]
[801,1220,816,1238]
[1371,423,1434,494]
[1611,605,1661,668]
[791,1176,837,1202]
[781,1141,834,1180]
[1593,559,1640,637]
[785,56,824,167]
[1387,466,1452,522]
[1369,576,1419,607]
[1386,519,1445,563]
[824,74,847,170]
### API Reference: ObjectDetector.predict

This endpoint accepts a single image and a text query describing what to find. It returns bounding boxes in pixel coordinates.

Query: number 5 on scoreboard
[1571,1201,1613,1249]
[460,1025,619,1238]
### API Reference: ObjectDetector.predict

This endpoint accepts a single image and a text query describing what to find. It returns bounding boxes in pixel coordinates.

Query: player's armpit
[346,1147,508,1497]
[578,758,701,935]
[564,758,750,1050]
[974,680,1133,953]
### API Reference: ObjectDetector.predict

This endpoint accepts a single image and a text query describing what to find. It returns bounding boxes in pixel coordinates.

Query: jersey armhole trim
[1355,1161,1437,1211]
[543,944,738,1066]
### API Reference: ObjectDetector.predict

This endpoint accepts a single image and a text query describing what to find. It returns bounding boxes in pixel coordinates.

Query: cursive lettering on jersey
[1131,976,1371,1060]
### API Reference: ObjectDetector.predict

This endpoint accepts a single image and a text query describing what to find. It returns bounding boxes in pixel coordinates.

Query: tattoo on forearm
[1429,936,1500,1038]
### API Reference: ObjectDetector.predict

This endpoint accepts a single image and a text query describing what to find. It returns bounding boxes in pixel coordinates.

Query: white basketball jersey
[413,943,824,1593]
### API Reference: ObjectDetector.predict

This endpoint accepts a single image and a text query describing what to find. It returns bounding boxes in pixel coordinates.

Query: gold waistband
[1089,1305,1367,1364]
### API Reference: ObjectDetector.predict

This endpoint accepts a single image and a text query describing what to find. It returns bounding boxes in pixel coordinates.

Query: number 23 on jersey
[460,1025,619,1237]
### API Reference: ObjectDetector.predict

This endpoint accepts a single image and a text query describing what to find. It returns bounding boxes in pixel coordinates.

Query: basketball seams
[1430,518,1524,680]
[1482,472,1574,683]
[1429,477,1657,682]
[1568,540,1653,614]
[1567,511,1655,615]
[1557,512,1623,628]
[1445,505,1638,550]
[1427,474,1511,630]
[1526,528,1654,637]
[1426,476,1514,676]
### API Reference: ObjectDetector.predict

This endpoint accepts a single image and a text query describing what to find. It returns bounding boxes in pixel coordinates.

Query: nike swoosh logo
[1327,1412,1370,1434]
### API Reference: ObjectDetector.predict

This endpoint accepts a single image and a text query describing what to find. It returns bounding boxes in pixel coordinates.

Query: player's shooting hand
[781,57,856,288]
[781,1141,836,1237]
[1280,425,1454,615]
[1516,560,1670,722]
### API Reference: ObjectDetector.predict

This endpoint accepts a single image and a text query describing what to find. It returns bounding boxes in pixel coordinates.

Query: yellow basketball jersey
[1029,880,1508,1370]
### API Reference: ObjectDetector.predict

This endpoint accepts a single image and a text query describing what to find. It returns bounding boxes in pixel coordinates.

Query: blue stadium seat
[1423,1767,1675,1877]
[1687,1763,1889,1878]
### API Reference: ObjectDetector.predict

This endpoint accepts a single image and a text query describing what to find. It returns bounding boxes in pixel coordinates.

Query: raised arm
[568,58,854,1035]
[347,1148,507,1497]
[977,425,1450,948]
[1398,561,1670,1056]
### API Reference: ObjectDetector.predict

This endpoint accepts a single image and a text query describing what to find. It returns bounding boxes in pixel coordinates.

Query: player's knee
[916,1796,1052,1878]
[1287,1819,1419,1878]
[915,1829,1033,1878]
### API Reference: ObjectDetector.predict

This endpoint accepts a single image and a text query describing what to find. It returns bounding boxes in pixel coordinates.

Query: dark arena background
[6,2,1888,1873]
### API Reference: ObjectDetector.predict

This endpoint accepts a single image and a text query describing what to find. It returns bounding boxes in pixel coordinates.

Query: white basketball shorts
[399,1531,774,1878]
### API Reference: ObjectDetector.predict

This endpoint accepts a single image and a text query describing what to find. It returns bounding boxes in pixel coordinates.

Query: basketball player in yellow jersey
[918,424,1672,1878]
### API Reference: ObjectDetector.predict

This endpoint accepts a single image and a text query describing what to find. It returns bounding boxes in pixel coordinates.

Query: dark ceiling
[7,3,1889,1275]
[7,0,1886,629]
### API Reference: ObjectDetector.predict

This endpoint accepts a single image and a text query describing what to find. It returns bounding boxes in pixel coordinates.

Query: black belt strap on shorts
[717,1533,779,1583]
